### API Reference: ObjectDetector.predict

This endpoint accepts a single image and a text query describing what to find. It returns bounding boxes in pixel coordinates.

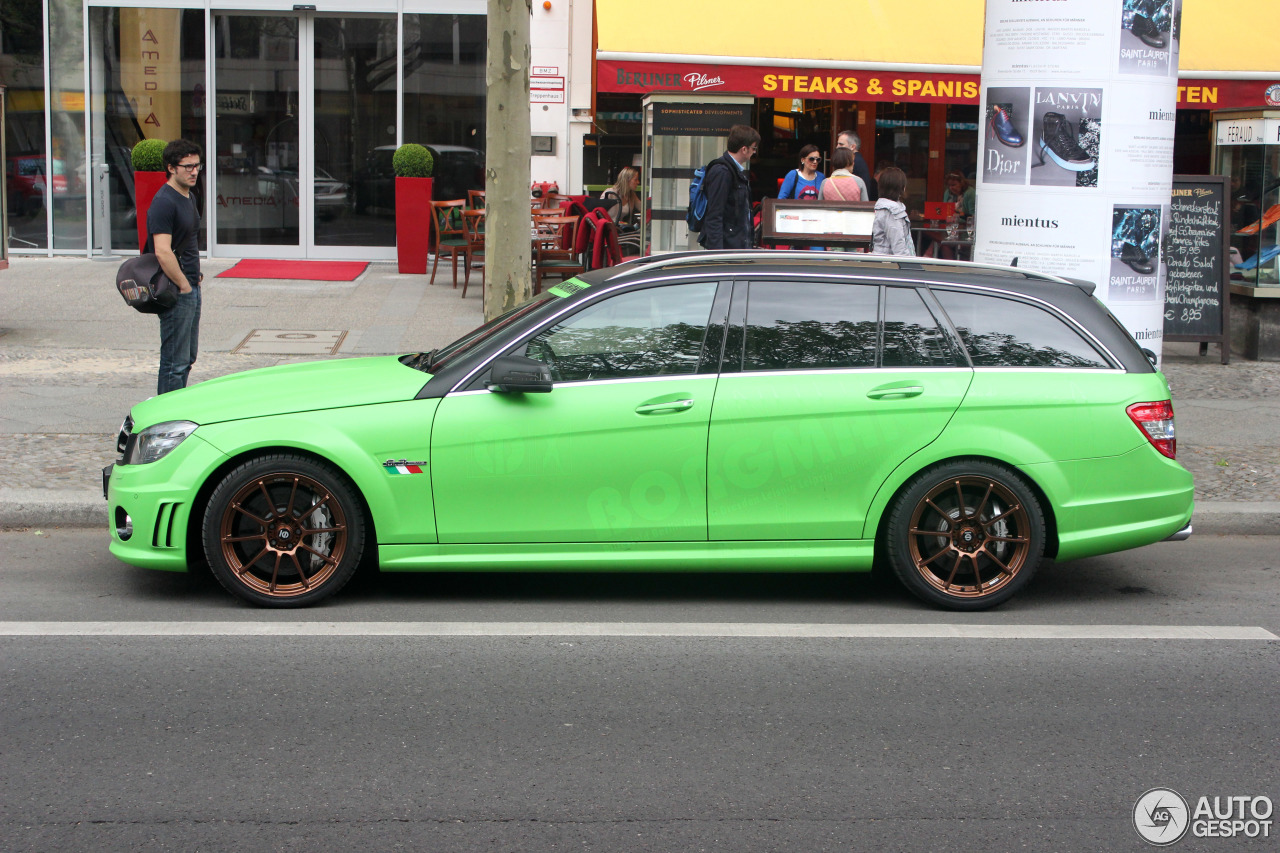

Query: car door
[707,279,973,541]
[430,279,726,543]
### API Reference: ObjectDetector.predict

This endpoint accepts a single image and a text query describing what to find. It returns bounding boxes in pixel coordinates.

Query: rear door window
[742,280,878,371]
[933,289,1110,368]
[883,286,962,367]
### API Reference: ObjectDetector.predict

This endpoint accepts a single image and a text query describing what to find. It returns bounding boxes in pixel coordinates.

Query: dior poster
[973,0,1179,363]
[982,87,1030,185]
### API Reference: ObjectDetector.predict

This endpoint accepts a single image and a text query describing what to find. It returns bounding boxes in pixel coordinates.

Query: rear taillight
[1127,400,1176,459]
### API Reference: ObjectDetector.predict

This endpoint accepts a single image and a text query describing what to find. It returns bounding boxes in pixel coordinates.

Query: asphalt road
[1,529,1277,851]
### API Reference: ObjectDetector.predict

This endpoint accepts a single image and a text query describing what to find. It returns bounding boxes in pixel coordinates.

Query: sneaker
[1236,243,1280,270]
[1119,242,1154,274]
[989,104,1024,147]
[1038,113,1095,171]
[1131,14,1167,48]
[1236,204,1280,235]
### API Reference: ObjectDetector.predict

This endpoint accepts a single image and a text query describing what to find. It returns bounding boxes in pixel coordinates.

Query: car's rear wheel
[886,461,1044,611]
[202,454,365,607]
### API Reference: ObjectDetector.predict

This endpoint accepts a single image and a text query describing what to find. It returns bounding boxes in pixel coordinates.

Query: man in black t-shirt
[147,139,204,394]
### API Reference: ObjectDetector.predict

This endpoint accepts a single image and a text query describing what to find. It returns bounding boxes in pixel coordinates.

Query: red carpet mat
[216,259,369,281]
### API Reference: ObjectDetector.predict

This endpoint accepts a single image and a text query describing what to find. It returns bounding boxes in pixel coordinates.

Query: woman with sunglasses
[778,145,824,200]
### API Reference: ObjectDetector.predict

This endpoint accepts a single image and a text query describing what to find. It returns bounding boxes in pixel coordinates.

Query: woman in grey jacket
[871,166,913,256]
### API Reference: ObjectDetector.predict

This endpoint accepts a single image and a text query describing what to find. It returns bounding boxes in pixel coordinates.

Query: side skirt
[379,540,875,572]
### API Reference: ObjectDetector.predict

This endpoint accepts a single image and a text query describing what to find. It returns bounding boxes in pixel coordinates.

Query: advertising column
[974,0,1181,360]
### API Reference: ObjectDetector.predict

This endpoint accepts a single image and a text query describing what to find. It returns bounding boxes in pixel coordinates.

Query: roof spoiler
[1063,277,1097,296]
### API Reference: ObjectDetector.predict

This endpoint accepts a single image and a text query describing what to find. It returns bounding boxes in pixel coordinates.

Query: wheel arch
[870,453,1060,562]
[185,445,380,572]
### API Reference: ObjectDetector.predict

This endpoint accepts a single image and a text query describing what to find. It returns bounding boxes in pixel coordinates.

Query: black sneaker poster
[1030,88,1103,187]
[1119,0,1180,77]
[1109,204,1169,302]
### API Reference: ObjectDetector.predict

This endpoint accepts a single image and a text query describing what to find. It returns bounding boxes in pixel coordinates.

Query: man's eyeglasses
[175,163,203,172]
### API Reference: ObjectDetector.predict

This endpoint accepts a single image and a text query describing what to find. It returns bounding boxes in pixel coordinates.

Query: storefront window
[213,15,299,247]
[401,14,486,204]
[3,0,49,250]
[944,104,979,182]
[875,103,932,206]
[88,7,205,253]
[50,0,86,251]
[314,15,398,248]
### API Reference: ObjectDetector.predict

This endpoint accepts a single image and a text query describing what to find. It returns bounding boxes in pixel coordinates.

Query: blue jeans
[158,285,201,395]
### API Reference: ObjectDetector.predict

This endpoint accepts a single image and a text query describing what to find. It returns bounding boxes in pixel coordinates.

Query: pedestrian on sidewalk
[836,129,877,200]
[148,139,204,395]
[871,166,914,256]
[699,124,759,251]
[819,148,864,203]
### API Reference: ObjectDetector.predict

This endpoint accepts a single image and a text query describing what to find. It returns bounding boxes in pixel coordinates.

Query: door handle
[635,398,694,415]
[867,385,923,400]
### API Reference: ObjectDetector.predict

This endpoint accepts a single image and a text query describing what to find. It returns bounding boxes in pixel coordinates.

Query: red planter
[395,176,434,274]
[134,171,169,252]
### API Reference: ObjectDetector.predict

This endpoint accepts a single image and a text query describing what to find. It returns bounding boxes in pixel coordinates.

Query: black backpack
[116,235,178,314]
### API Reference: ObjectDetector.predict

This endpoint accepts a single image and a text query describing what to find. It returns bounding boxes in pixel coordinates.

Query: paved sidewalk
[1,256,1277,534]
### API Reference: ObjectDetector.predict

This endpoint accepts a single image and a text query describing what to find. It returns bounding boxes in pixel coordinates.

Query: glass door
[211,12,396,259]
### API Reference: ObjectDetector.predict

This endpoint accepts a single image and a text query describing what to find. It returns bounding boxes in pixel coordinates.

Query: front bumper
[105,434,228,572]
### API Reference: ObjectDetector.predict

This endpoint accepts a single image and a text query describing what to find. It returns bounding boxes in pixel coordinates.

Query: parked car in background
[104,252,1193,610]
[353,144,484,213]
[7,155,68,215]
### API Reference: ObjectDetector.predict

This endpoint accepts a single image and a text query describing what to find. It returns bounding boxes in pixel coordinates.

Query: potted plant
[393,143,435,274]
[132,138,168,253]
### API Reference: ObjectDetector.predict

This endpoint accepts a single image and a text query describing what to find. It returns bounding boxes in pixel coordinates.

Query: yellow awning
[595,0,1278,75]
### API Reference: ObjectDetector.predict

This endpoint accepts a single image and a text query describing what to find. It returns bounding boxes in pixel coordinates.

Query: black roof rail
[605,249,1077,286]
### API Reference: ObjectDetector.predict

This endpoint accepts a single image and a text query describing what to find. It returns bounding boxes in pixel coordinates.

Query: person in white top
[871,166,914,256]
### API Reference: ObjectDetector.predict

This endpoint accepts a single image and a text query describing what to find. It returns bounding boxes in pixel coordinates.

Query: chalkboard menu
[1164,175,1230,363]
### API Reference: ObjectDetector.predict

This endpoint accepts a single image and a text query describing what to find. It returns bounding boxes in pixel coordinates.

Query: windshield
[418,291,561,372]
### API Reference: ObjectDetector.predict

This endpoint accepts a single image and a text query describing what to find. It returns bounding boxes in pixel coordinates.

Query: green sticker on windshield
[549,279,591,298]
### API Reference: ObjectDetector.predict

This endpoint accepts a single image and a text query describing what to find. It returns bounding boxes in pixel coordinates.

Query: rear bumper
[1163,522,1193,541]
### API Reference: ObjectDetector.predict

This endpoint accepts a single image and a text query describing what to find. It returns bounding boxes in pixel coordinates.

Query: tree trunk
[483,0,532,321]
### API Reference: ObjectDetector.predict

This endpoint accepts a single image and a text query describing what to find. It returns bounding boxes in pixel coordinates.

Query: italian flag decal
[383,460,427,475]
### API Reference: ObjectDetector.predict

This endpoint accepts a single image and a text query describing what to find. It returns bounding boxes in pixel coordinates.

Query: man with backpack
[148,139,204,395]
[697,125,759,251]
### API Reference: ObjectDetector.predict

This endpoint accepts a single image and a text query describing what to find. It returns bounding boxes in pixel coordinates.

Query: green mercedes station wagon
[104,252,1193,610]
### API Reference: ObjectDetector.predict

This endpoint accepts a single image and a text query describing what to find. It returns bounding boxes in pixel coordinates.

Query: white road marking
[0,622,1274,639]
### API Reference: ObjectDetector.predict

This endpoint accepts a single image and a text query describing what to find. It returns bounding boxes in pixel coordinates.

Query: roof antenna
[1009,257,1018,267]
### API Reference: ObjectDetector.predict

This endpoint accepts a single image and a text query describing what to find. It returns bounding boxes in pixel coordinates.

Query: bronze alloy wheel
[908,476,1030,598]
[887,461,1045,610]
[204,454,365,606]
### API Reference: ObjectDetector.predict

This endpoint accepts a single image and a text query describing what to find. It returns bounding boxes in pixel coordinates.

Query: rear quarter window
[934,289,1111,368]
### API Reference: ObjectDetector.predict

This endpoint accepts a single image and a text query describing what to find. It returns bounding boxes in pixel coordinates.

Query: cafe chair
[429,199,469,288]
[533,214,587,294]
[461,208,485,299]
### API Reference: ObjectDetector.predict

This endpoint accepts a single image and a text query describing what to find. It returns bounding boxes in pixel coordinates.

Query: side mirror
[488,355,553,393]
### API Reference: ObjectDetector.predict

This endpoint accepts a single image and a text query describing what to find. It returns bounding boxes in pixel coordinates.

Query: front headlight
[125,420,198,465]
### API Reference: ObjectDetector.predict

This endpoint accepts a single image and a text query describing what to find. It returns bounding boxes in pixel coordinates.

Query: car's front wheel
[885,460,1045,611]
[202,454,365,607]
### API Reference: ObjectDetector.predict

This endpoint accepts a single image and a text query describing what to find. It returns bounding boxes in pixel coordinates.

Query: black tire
[885,460,1045,611]
[202,454,366,608]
